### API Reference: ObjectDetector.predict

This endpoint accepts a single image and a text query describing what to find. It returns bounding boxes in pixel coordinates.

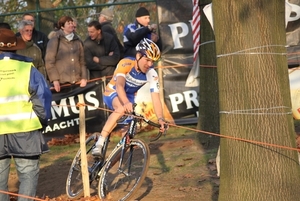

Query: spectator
[72,18,78,32]
[92,38,167,156]
[48,21,59,40]
[16,13,49,60]
[99,8,124,59]
[45,16,87,92]
[0,22,11,30]
[123,7,161,57]
[0,28,51,201]
[84,20,120,79]
[16,20,47,79]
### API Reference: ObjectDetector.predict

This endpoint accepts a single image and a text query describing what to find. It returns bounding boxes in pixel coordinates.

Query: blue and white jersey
[104,57,159,97]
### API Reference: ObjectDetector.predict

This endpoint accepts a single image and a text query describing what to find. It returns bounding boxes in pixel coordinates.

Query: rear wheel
[98,139,150,201]
[66,135,102,199]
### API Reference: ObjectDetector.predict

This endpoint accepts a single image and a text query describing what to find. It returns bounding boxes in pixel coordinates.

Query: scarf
[65,32,74,41]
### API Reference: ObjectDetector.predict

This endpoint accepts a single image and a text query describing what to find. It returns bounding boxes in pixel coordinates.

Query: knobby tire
[98,139,150,201]
[66,135,98,199]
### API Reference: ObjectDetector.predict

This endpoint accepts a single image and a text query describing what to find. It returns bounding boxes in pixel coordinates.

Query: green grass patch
[40,144,79,167]
[138,124,196,143]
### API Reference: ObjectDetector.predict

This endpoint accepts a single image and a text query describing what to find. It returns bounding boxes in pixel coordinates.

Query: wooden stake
[78,94,90,198]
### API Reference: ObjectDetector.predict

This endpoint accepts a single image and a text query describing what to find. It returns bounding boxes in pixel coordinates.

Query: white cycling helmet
[135,38,161,61]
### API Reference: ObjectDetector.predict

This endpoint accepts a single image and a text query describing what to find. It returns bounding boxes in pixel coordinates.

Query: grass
[40,144,78,168]
[138,124,196,142]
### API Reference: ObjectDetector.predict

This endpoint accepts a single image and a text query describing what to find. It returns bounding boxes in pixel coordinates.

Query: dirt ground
[7,131,220,201]
[7,123,300,201]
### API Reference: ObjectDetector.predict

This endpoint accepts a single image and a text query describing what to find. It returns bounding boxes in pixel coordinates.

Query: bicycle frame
[97,109,165,174]
[112,114,139,176]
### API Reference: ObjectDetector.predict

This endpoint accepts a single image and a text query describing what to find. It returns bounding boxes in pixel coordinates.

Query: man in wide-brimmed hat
[0,28,26,51]
[0,28,52,201]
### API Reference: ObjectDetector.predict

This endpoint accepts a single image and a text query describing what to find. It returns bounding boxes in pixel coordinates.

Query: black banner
[157,0,199,124]
[43,80,106,138]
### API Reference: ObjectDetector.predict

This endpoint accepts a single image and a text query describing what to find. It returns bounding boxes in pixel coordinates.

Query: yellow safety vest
[0,58,42,134]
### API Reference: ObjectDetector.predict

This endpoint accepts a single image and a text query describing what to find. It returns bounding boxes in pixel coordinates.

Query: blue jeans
[0,157,39,201]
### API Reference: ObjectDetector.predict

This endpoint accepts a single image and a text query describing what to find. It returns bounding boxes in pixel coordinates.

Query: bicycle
[66,106,168,200]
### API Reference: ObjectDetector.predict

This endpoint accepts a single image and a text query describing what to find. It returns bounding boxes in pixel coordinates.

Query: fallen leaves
[47,134,83,146]
[43,195,101,201]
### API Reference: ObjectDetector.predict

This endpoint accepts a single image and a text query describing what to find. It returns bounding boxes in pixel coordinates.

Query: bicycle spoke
[66,135,98,199]
[98,139,150,201]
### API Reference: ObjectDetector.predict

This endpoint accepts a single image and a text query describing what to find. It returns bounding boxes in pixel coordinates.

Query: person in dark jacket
[15,13,49,60]
[99,8,124,59]
[0,28,51,201]
[123,7,161,57]
[84,20,120,79]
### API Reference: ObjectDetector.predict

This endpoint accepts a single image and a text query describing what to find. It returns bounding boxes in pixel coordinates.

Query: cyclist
[92,38,168,156]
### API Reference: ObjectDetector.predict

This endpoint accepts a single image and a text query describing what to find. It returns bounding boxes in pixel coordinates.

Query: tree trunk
[213,1,300,200]
[197,0,220,148]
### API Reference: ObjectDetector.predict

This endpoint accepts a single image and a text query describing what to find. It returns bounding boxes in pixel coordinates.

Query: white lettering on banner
[169,90,199,112]
[169,93,184,112]
[44,118,80,133]
[188,20,192,26]
[183,90,198,109]
[60,121,67,129]
[69,96,79,114]
[86,91,100,110]
[66,119,75,127]
[51,99,70,120]
[168,22,189,49]
[50,92,100,120]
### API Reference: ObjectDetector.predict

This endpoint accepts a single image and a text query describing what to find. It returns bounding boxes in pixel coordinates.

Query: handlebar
[144,119,168,142]
[116,114,129,123]
[116,103,168,141]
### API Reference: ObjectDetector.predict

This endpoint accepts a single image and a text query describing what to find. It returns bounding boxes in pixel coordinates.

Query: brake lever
[162,123,168,137]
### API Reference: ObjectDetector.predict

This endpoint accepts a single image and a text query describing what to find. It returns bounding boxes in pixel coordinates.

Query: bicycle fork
[118,136,134,177]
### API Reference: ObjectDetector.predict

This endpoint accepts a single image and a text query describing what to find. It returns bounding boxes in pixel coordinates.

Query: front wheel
[98,139,150,201]
[66,135,100,199]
